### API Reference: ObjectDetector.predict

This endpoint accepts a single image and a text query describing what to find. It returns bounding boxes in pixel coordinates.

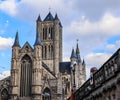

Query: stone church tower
[10,12,63,100]
[0,12,86,100]
[37,12,62,75]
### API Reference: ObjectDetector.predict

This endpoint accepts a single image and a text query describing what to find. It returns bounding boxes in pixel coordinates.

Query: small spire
[76,39,81,62]
[37,14,42,21]
[54,13,59,20]
[76,39,80,54]
[70,48,76,59]
[82,59,85,65]
[34,31,41,46]
[12,31,20,47]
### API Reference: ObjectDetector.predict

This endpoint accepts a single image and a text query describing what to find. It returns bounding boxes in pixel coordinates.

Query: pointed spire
[76,39,80,54]
[37,14,42,21]
[34,31,41,46]
[44,12,54,21]
[76,39,81,62]
[82,59,85,65]
[12,31,20,47]
[54,13,59,20]
[70,48,76,59]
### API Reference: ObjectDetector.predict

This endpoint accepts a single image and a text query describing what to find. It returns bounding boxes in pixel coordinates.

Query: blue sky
[0,0,120,79]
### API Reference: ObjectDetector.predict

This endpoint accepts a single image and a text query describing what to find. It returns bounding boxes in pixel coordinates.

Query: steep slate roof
[44,12,54,21]
[34,32,41,46]
[59,62,71,74]
[70,49,76,59]
[54,13,59,20]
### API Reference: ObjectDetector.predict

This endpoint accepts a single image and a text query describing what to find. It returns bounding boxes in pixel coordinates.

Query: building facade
[68,48,120,100]
[0,12,86,100]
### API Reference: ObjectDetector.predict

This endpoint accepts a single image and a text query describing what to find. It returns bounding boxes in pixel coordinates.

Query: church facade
[0,12,86,100]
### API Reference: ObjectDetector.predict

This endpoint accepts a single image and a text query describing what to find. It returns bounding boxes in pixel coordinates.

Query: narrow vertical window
[45,46,47,59]
[51,28,53,39]
[51,45,53,59]
[49,45,51,58]
[20,55,32,97]
[45,28,47,40]
[42,46,44,59]
[43,28,44,40]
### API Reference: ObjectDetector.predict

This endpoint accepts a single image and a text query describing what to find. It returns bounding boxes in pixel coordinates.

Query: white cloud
[0,70,10,80]
[0,37,14,50]
[106,40,120,52]
[66,12,120,35]
[85,52,111,69]
[0,0,120,82]
[0,0,73,22]
[63,57,70,62]
[0,0,17,16]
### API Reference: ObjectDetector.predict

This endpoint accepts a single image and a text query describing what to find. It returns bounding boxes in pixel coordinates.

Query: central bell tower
[36,12,62,75]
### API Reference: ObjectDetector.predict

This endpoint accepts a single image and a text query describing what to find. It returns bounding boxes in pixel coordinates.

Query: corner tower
[11,32,21,99]
[36,12,62,75]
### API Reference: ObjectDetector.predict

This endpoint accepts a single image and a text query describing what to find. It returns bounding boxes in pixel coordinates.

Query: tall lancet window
[20,55,32,97]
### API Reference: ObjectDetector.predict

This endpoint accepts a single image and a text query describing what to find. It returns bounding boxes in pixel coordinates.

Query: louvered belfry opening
[20,55,32,97]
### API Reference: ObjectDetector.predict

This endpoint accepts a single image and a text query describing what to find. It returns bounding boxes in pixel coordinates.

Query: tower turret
[12,31,20,59]
[36,12,62,76]
[36,14,42,40]
[32,25,42,99]
[70,48,77,91]
[11,31,20,99]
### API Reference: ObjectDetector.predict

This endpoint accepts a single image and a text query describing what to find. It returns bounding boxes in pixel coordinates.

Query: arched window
[20,55,32,97]
[1,89,9,100]
[42,88,51,100]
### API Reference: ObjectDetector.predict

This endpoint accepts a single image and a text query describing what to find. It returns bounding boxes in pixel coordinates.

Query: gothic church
[0,12,86,100]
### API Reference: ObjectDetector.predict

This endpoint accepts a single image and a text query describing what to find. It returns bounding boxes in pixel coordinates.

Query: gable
[20,41,33,53]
